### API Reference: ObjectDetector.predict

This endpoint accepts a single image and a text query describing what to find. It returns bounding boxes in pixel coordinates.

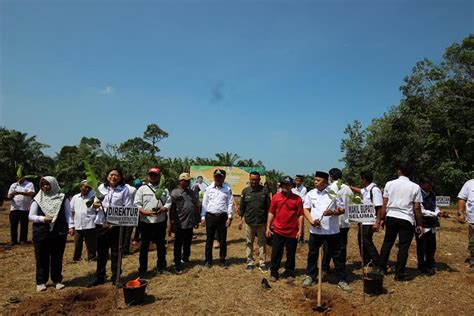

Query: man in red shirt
[266,176,304,282]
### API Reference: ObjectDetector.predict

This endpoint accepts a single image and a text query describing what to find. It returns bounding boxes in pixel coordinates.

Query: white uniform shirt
[304,187,343,235]
[291,185,307,200]
[361,183,383,225]
[8,180,35,211]
[383,176,422,225]
[201,182,234,219]
[458,179,474,224]
[94,184,132,225]
[134,184,172,224]
[126,184,137,205]
[329,182,353,228]
[29,199,74,229]
[70,190,97,230]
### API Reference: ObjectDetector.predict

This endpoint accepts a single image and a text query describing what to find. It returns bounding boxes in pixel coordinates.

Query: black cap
[295,175,304,180]
[214,169,226,177]
[314,171,329,181]
[280,176,294,185]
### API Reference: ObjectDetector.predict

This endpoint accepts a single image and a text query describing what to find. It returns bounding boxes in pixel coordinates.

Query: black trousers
[10,210,29,243]
[34,235,67,285]
[307,233,346,281]
[379,216,415,275]
[174,228,193,267]
[133,222,142,241]
[205,213,228,264]
[96,226,120,281]
[139,221,167,273]
[415,230,436,270]
[270,233,298,277]
[122,226,133,253]
[322,227,349,270]
[358,224,381,266]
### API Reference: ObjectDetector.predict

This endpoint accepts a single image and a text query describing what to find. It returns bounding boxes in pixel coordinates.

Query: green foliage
[341,34,474,196]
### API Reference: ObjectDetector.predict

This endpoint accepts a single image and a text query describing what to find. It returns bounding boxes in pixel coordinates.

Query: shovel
[312,247,328,313]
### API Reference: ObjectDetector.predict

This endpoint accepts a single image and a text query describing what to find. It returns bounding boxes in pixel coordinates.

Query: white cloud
[98,85,114,95]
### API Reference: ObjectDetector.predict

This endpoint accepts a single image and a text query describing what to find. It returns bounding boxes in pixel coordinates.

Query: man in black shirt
[239,171,271,272]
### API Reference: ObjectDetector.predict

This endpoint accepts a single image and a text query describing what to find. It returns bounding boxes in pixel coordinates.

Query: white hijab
[34,176,65,229]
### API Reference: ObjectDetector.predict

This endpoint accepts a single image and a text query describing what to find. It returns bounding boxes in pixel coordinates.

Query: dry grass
[0,201,473,315]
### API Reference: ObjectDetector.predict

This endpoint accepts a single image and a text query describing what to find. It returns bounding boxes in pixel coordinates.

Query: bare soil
[0,201,473,315]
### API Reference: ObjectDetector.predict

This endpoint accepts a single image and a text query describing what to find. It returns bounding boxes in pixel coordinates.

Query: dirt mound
[13,287,115,315]
[296,288,361,315]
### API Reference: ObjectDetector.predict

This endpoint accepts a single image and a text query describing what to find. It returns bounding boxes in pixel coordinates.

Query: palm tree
[215,152,241,166]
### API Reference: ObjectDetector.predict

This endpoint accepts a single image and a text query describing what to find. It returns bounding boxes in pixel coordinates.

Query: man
[457,178,474,270]
[7,174,35,245]
[134,167,172,276]
[170,173,199,274]
[192,176,208,196]
[349,171,383,268]
[122,175,137,255]
[201,169,234,268]
[70,180,97,261]
[239,171,270,272]
[378,163,423,281]
[416,176,445,275]
[266,176,303,282]
[292,175,307,244]
[302,171,352,292]
[322,168,353,273]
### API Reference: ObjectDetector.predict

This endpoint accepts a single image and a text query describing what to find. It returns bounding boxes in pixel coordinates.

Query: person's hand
[141,209,154,217]
[226,218,232,227]
[457,213,466,224]
[415,225,423,235]
[312,219,321,227]
[201,219,206,227]
[373,221,381,232]
[266,228,273,238]
[43,215,53,224]
[296,230,302,240]
[380,220,385,229]
[238,218,243,230]
[323,210,334,216]
[93,201,102,209]
[160,207,168,214]
[69,228,75,237]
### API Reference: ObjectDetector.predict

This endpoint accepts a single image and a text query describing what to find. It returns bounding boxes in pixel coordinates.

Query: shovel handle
[317,246,323,307]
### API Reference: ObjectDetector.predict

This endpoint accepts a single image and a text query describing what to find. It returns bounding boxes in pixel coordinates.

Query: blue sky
[1,0,472,176]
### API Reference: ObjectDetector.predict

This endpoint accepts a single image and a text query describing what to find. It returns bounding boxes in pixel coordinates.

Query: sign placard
[349,204,376,223]
[106,207,139,226]
[436,196,450,207]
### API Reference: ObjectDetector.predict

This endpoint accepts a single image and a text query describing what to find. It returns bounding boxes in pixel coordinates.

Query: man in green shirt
[239,171,271,272]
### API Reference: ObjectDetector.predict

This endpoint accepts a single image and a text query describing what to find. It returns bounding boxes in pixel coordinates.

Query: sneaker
[302,276,315,288]
[337,280,352,292]
[219,261,228,269]
[269,275,278,282]
[258,264,268,273]
[175,266,184,275]
[246,264,255,272]
[281,270,293,279]
[36,284,47,292]
[157,269,171,276]
[55,283,65,290]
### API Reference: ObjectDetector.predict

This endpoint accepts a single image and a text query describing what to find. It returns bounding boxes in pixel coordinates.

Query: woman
[29,176,74,292]
[90,168,131,286]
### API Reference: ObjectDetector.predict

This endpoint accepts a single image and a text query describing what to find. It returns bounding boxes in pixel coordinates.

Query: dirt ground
[0,201,473,315]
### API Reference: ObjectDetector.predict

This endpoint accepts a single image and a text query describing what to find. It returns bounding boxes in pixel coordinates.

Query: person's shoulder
[71,192,81,199]
[465,179,474,187]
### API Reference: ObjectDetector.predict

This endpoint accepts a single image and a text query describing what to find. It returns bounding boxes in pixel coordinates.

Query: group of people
[5,164,474,293]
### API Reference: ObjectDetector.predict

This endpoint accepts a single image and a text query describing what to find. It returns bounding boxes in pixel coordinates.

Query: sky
[1,0,472,176]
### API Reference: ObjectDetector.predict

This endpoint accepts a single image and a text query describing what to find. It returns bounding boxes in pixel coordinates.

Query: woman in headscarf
[29,176,75,292]
[90,168,131,286]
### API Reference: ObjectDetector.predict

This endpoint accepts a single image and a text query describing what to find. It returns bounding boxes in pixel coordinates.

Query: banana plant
[84,162,104,207]
[154,174,166,201]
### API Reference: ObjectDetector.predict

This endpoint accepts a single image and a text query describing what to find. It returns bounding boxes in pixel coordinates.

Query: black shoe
[394,274,407,281]
[88,278,105,287]
[19,241,27,245]
[182,257,190,263]
[281,270,294,279]
[7,242,19,247]
[298,238,305,245]
[204,262,212,268]
[219,260,228,269]
[175,266,184,274]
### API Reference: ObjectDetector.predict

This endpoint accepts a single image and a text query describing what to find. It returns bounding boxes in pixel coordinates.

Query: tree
[340,120,367,185]
[215,152,241,166]
[143,123,169,158]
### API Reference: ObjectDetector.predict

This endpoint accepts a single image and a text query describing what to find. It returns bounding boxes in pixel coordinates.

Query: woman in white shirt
[90,168,131,286]
[29,176,74,292]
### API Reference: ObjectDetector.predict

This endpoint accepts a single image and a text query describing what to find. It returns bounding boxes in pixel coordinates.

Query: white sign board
[436,196,450,207]
[349,204,376,223]
[106,207,139,226]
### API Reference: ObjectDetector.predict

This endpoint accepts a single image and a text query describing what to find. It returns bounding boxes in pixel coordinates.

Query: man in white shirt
[322,168,353,273]
[7,176,35,245]
[457,178,474,270]
[292,175,307,244]
[302,171,352,292]
[201,169,234,268]
[350,171,383,268]
[134,167,172,275]
[70,180,97,261]
[378,163,423,281]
